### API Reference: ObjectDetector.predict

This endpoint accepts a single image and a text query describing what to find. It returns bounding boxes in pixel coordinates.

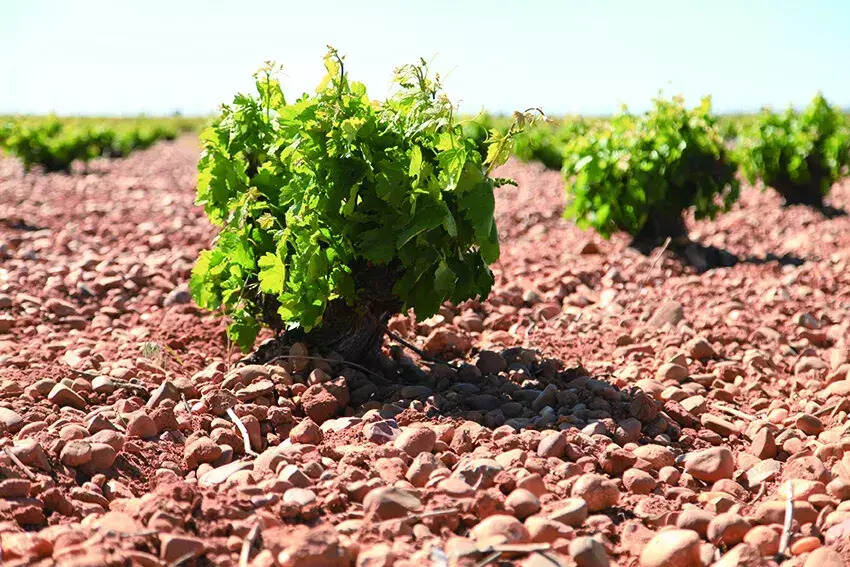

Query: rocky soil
[1,138,849,566]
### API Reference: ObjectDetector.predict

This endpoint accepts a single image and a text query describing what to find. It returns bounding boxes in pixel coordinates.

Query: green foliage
[735,93,850,204]
[562,95,739,238]
[190,50,531,351]
[512,118,592,169]
[0,116,202,171]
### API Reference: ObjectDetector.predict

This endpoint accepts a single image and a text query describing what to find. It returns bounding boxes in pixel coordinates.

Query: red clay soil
[1,138,849,566]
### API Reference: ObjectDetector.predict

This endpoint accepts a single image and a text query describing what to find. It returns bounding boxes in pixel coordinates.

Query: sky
[2,1,849,117]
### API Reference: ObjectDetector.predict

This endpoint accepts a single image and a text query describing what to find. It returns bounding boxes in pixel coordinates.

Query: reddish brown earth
[1,138,850,566]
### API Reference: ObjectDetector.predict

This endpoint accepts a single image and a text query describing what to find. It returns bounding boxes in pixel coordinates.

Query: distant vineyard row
[0,115,206,171]
[466,94,850,241]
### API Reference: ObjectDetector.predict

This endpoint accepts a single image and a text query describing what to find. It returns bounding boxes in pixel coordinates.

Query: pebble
[743,525,780,555]
[505,488,540,519]
[790,536,821,555]
[796,413,824,435]
[707,512,750,546]
[648,301,683,328]
[300,383,343,424]
[0,407,24,432]
[160,534,205,563]
[362,419,399,444]
[60,440,92,467]
[524,516,565,544]
[570,474,619,512]
[0,479,32,498]
[639,529,702,567]
[184,437,222,469]
[549,497,589,527]
[803,547,844,567]
[656,363,688,381]
[199,461,253,487]
[362,487,422,520]
[289,419,323,445]
[633,444,675,470]
[569,536,610,567]
[283,488,317,507]
[623,468,656,495]
[684,446,734,482]
[469,514,530,545]
[749,428,777,459]
[687,337,716,360]
[393,427,436,456]
[700,414,739,437]
[536,431,567,458]
[675,509,714,537]
[47,383,87,410]
[86,442,117,472]
[125,412,158,439]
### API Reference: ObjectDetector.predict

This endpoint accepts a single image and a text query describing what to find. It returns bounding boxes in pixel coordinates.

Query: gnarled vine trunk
[247,261,403,366]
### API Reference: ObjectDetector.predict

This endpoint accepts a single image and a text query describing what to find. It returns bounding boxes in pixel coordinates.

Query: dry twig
[3,446,37,480]
[227,407,258,456]
[713,403,756,422]
[778,484,794,556]
[239,522,261,567]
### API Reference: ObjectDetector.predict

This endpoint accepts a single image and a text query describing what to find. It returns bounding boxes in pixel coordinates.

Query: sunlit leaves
[190,49,529,350]
[562,95,739,238]
[735,93,850,202]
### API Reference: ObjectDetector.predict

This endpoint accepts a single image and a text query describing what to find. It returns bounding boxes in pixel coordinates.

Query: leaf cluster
[0,116,187,171]
[190,50,528,350]
[561,96,739,238]
[734,93,850,200]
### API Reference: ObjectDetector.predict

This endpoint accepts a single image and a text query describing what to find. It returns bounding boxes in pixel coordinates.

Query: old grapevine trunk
[250,261,403,365]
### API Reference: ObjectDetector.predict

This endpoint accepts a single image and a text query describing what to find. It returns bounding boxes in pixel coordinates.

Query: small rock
[394,427,436,456]
[569,536,610,567]
[687,337,716,360]
[634,444,675,470]
[549,497,589,527]
[684,446,734,482]
[184,437,222,469]
[648,301,684,328]
[283,488,317,507]
[469,514,529,545]
[571,474,619,512]
[160,534,205,563]
[656,363,688,382]
[804,547,844,567]
[147,381,181,408]
[743,525,780,555]
[362,487,422,520]
[477,351,507,375]
[505,488,540,519]
[59,440,92,467]
[47,384,87,410]
[700,414,739,437]
[790,536,820,555]
[199,461,253,487]
[537,431,567,458]
[289,419,323,445]
[362,420,399,444]
[300,383,345,424]
[623,469,656,495]
[707,512,750,546]
[676,509,714,537]
[796,413,824,435]
[748,428,777,459]
[0,407,24,432]
[126,412,158,439]
[639,529,702,567]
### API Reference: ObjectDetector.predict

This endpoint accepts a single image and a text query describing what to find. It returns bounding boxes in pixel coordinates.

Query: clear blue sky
[2,1,848,116]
